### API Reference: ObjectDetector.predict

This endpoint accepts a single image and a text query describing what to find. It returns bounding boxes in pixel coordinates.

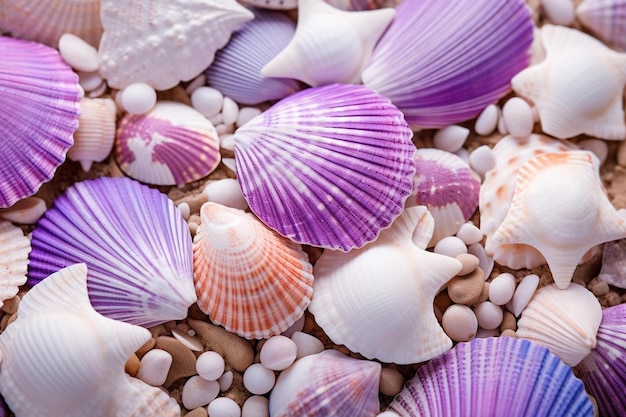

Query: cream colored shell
[0,220,30,308]
[68,97,116,171]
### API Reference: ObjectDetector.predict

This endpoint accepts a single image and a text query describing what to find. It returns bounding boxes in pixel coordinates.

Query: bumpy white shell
[0,221,30,308]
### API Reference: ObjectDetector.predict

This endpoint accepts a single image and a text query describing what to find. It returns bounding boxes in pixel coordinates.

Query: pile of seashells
[1,0,626,416]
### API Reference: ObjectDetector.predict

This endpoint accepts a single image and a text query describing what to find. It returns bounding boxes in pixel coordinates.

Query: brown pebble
[223,371,247,408]
[500,329,517,338]
[0,313,11,332]
[184,408,209,417]
[455,253,480,276]
[188,319,255,373]
[125,354,141,376]
[617,140,626,167]
[379,367,405,397]
[606,291,622,307]
[500,311,517,332]
[447,268,484,305]
[590,280,610,297]
[434,290,452,313]
[163,320,177,332]
[475,281,490,304]
[157,85,192,105]
[155,336,198,388]
[1,295,20,314]
[136,338,156,358]
[303,312,316,333]
[150,324,168,339]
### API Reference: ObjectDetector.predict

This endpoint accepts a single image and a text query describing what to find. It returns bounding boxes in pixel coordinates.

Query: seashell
[388,336,594,417]
[0,197,47,225]
[0,221,30,308]
[0,0,103,47]
[27,177,197,327]
[578,304,626,417]
[408,148,480,247]
[114,101,220,186]
[512,25,626,140]
[98,0,254,90]
[232,83,416,251]
[479,134,578,270]
[193,202,314,339]
[516,283,602,367]
[205,8,301,105]
[309,206,462,364]
[269,350,381,416]
[0,36,81,208]
[577,0,626,52]
[261,0,395,87]
[597,238,626,289]
[68,97,116,172]
[361,0,533,128]
[0,263,181,417]
[238,0,298,10]
[491,150,626,289]
[238,0,400,11]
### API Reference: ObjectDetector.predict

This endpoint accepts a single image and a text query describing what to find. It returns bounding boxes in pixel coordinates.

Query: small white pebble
[236,107,263,127]
[208,112,223,126]
[202,179,248,211]
[474,104,499,136]
[579,139,608,165]
[541,0,575,25]
[467,243,494,280]
[222,158,237,173]
[280,314,305,338]
[511,274,540,316]
[120,83,157,115]
[473,301,504,330]
[216,123,235,135]
[177,202,191,221]
[0,197,47,224]
[243,363,276,395]
[291,331,324,360]
[455,223,483,246]
[88,81,106,98]
[191,86,224,118]
[433,125,470,153]
[77,70,104,92]
[207,397,241,417]
[469,145,496,178]
[218,370,234,392]
[454,147,470,164]
[221,96,239,126]
[442,304,478,342]
[260,335,297,371]
[182,375,220,409]
[58,33,99,72]
[186,74,207,95]
[489,273,517,306]
[196,351,226,381]
[502,97,534,138]
[242,396,269,417]
[136,349,172,386]
[220,134,235,151]
[433,236,467,258]
[497,109,508,135]
[377,413,401,417]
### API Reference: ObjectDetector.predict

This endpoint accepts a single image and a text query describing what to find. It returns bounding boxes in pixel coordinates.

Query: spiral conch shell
[0,263,181,417]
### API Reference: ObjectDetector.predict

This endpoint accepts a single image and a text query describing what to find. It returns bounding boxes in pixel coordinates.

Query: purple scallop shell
[577,0,626,51]
[578,304,626,417]
[0,36,81,208]
[361,0,533,128]
[205,8,300,105]
[233,83,416,251]
[388,337,594,417]
[27,177,197,327]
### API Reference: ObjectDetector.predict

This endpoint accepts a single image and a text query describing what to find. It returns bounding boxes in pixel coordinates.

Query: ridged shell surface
[269,350,381,417]
[388,337,594,417]
[193,202,314,339]
[233,83,416,251]
[578,304,626,417]
[115,101,220,186]
[205,8,300,105]
[0,221,30,308]
[361,0,533,128]
[27,177,197,328]
[68,97,116,172]
[577,0,626,51]
[98,0,254,90]
[0,36,81,208]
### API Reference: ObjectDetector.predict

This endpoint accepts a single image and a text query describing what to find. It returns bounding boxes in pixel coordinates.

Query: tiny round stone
[221,96,239,126]
[203,179,248,211]
[78,70,104,92]
[182,375,220,409]
[120,83,157,115]
[218,371,234,392]
[455,253,480,276]
[489,272,517,305]
[191,87,224,117]
[469,145,497,177]
[379,367,404,397]
[207,397,241,417]
[475,327,500,338]
[125,353,140,377]
[260,335,297,371]
[447,268,484,305]
[455,223,483,246]
[196,351,226,381]
[242,395,269,417]
[500,329,518,338]
[433,125,469,153]
[433,236,467,258]
[442,304,478,342]
[590,280,610,297]
[291,331,324,360]
[186,407,209,417]
[58,33,99,72]
[579,139,608,165]
[136,348,173,386]
[511,274,540,316]
[542,0,575,25]
[236,107,262,127]
[243,363,276,395]
[473,301,504,330]
[502,97,534,138]
[281,314,306,338]
[474,104,499,136]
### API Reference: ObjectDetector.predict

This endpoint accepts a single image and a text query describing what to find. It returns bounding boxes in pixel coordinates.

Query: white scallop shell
[68,98,116,171]
[0,221,30,308]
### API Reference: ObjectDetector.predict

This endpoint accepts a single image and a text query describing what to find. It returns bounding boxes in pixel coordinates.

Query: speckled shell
[0,264,181,417]
[388,337,594,417]
[0,36,81,208]
[233,83,416,251]
[98,0,254,90]
[516,283,602,367]
[0,221,30,308]
[408,148,480,246]
[577,0,626,51]
[309,206,462,364]
[68,98,116,172]
[115,101,220,186]
[27,177,197,328]
[269,350,381,417]
[0,0,103,47]
[362,0,533,128]
[193,203,314,339]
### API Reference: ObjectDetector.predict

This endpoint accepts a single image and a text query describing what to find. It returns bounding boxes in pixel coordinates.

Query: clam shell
[193,203,313,339]
[0,263,181,417]
[205,8,301,105]
[516,283,602,367]
[361,0,533,128]
[578,304,626,417]
[0,0,103,47]
[0,36,81,208]
[388,337,594,417]
[68,97,116,172]
[27,177,197,327]
[232,83,416,251]
[269,350,381,417]
[308,206,462,364]
[114,101,220,186]
[0,221,30,308]
[98,0,254,90]
[577,0,626,51]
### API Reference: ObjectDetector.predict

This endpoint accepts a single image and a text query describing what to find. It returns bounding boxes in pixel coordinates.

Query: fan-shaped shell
[388,337,594,417]
[68,97,116,172]
[361,0,533,128]
[269,350,381,417]
[0,36,81,208]
[597,239,626,289]
[193,202,313,339]
[98,0,254,90]
[233,83,416,251]
[0,0,103,47]
[0,221,30,308]
[115,101,220,186]
[578,304,626,417]
[309,206,462,364]
[205,8,300,105]
[577,0,626,52]
[516,283,602,367]
[27,177,197,327]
